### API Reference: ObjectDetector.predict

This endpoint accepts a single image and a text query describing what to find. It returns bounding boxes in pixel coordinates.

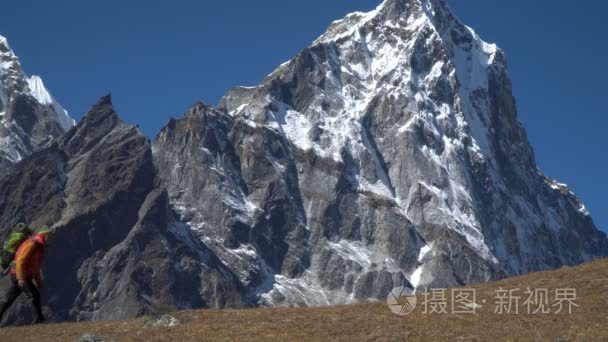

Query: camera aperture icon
[387,286,417,316]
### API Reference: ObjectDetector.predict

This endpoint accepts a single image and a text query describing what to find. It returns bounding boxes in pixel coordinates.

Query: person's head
[35,227,52,244]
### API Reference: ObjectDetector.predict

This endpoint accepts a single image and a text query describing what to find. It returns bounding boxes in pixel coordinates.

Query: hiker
[0,227,51,324]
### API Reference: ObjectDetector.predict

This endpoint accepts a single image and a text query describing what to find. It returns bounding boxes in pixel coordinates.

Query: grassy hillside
[1,259,607,341]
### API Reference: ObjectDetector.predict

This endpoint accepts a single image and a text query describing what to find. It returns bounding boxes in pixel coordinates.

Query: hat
[36,227,51,237]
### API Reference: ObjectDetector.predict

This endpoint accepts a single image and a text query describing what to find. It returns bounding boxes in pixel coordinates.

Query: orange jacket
[10,235,46,283]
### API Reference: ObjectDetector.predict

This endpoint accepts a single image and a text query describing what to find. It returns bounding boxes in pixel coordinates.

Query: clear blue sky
[1,0,606,231]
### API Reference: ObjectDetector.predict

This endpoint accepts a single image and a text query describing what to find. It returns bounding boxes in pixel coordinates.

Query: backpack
[1,224,33,270]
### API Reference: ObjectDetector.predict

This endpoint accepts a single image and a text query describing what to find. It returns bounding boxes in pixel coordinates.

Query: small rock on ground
[78,333,111,342]
[144,314,180,328]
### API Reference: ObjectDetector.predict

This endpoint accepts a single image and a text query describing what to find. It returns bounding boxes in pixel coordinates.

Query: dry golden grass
[1,259,608,341]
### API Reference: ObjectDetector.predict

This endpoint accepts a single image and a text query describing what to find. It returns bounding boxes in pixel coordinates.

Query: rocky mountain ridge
[0,34,74,175]
[154,0,607,305]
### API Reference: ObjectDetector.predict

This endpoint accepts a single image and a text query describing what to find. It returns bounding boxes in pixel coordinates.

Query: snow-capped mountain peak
[189,0,607,304]
[27,75,55,105]
[0,35,28,111]
[0,34,75,168]
[27,75,75,130]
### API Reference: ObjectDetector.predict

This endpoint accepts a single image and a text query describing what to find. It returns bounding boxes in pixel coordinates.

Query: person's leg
[23,280,44,323]
[0,276,23,322]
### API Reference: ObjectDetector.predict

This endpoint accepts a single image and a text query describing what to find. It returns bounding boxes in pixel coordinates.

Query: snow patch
[328,240,372,269]
[409,266,423,288]
[27,75,53,105]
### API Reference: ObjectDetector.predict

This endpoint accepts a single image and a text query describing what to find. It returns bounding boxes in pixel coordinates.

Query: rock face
[0,0,607,324]
[0,96,243,325]
[155,0,607,305]
[0,35,74,175]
